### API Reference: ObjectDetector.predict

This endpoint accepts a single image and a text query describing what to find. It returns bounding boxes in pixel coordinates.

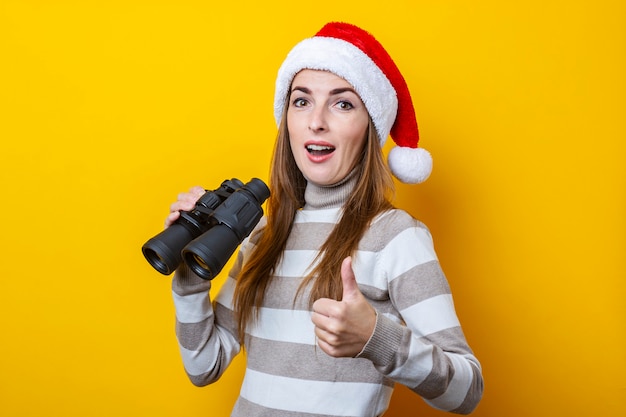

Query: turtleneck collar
[303,169,359,210]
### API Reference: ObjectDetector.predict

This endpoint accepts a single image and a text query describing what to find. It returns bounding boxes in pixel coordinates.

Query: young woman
[166,22,483,416]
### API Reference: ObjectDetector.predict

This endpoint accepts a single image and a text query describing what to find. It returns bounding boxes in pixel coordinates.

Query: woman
[167,22,483,416]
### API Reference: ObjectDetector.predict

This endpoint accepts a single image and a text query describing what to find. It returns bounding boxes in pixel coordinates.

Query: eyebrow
[290,86,358,96]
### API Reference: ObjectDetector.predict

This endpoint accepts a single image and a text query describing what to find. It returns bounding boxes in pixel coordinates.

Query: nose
[308,106,328,132]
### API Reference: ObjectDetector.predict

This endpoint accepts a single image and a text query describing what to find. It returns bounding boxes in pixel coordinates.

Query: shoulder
[360,209,432,250]
[373,208,427,230]
[354,209,440,291]
[359,209,432,252]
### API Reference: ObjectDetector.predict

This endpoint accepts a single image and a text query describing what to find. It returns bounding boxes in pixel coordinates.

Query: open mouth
[306,144,335,156]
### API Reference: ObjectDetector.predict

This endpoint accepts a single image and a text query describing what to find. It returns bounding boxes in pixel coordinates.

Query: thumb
[340,257,361,302]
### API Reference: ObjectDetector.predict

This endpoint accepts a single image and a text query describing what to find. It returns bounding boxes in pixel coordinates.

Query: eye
[292,97,308,108]
[336,100,354,110]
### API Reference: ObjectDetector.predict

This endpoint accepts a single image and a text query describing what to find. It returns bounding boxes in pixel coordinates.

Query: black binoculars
[142,178,270,280]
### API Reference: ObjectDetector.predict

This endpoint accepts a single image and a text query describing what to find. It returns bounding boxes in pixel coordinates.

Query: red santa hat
[274,22,432,184]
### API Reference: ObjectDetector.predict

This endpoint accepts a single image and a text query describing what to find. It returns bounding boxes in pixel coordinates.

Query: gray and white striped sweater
[172,177,483,416]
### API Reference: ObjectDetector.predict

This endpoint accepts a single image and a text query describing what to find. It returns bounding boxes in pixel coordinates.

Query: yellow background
[1,1,624,416]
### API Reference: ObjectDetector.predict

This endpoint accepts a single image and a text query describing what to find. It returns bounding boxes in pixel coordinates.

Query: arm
[166,185,242,386]
[358,223,483,414]
[172,256,241,386]
[310,215,483,413]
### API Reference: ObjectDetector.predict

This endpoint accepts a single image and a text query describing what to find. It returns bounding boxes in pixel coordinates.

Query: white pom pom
[388,146,433,184]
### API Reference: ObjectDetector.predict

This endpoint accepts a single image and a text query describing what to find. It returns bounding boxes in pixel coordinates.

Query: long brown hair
[232,108,394,344]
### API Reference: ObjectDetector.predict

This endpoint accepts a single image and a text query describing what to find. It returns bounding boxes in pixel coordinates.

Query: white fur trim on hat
[274,36,398,145]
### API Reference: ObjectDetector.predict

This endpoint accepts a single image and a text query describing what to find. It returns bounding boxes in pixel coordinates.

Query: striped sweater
[172,176,483,416]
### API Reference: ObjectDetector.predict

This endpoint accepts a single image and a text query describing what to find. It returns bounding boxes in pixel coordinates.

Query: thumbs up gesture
[311,257,377,358]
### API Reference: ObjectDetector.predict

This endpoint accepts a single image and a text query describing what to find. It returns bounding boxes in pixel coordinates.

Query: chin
[306,174,345,187]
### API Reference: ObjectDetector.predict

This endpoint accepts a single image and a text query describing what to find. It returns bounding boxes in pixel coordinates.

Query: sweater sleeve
[171,253,243,387]
[356,219,484,414]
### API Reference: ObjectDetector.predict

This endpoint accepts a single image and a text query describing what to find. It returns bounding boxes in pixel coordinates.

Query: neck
[303,169,359,210]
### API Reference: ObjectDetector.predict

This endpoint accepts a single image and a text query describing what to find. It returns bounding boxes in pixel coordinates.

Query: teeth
[307,144,334,151]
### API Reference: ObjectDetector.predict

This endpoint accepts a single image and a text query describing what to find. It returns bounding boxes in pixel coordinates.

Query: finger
[189,186,205,201]
[178,193,198,209]
[312,298,334,318]
[164,210,180,228]
[315,336,334,357]
[340,256,360,302]
[172,188,204,212]
[315,330,344,358]
[313,322,340,348]
[169,199,191,213]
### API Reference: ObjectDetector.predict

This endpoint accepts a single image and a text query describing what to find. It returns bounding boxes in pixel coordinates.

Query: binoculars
[142,178,270,280]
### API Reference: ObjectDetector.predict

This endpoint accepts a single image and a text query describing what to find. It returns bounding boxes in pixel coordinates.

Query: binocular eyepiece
[142,178,270,280]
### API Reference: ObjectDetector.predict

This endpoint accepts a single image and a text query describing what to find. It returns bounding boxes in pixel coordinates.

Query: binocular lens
[189,253,210,271]
[183,225,241,280]
[143,248,169,275]
[142,224,196,275]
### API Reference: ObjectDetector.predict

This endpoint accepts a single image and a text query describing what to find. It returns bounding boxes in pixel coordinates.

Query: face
[287,69,369,186]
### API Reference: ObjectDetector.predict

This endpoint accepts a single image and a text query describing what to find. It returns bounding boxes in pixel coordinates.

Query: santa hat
[274,22,432,184]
